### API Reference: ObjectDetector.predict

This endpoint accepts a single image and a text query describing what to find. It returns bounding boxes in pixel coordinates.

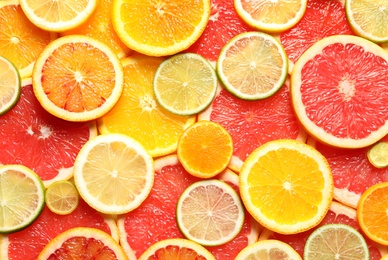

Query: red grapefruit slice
[117,154,259,260]
[0,79,97,187]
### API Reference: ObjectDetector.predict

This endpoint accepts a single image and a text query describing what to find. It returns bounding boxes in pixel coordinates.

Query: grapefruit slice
[291,35,388,149]
[0,79,97,187]
[117,154,259,260]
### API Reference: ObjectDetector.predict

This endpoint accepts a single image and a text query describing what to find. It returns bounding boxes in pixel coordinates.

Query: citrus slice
[291,34,388,149]
[138,238,216,260]
[112,0,211,57]
[357,182,388,246]
[234,0,307,33]
[0,56,21,115]
[20,0,97,32]
[45,180,79,215]
[38,227,127,259]
[216,31,288,100]
[239,139,334,234]
[304,224,370,260]
[73,133,154,215]
[153,53,218,116]
[97,54,196,158]
[345,0,388,43]
[32,35,124,122]
[176,179,245,246]
[177,121,233,178]
[235,239,302,260]
[0,164,45,234]
[367,141,388,168]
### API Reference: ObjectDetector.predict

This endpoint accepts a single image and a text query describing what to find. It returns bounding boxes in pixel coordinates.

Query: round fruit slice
[38,227,127,259]
[345,0,388,43]
[20,0,97,32]
[32,35,124,122]
[235,239,302,260]
[234,0,307,33]
[112,0,211,57]
[153,53,218,116]
[138,238,215,260]
[74,133,154,214]
[367,141,388,168]
[239,139,334,234]
[217,31,288,100]
[291,34,388,149]
[45,180,79,215]
[357,182,388,246]
[0,164,45,234]
[176,179,245,246]
[304,224,369,260]
[0,56,21,115]
[177,121,233,178]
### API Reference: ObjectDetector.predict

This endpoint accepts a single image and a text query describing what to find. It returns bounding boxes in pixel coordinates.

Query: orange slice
[112,0,211,56]
[239,139,334,234]
[32,35,124,122]
[357,182,388,246]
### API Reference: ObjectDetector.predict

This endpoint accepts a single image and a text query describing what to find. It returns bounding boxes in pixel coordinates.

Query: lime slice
[367,141,388,168]
[345,0,388,43]
[0,55,21,115]
[153,53,218,116]
[304,224,370,260]
[216,31,288,100]
[0,164,45,234]
[45,180,80,215]
[176,179,245,246]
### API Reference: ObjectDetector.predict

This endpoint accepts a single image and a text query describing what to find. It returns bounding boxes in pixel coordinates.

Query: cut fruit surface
[367,141,388,168]
[217,31,288,100]
[0,164,45,234]
[176,179,245,246]
[239,139,333,234]
[45,180,79,215]
[112,0,211,56]
[0,55,21,115]
[32,35,124,122]
[153,53,218,116]
[291,35,388,148]
[74,133,154,215]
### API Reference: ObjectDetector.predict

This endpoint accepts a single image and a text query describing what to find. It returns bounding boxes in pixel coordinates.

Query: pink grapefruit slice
[0,79,97,187]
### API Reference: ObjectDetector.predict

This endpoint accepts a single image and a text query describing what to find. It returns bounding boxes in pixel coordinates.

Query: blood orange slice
[291,35,388,149]
[0,79,97,187]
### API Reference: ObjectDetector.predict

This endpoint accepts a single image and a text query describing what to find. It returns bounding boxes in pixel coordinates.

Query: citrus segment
[0,165,45,234]
[304,224,369,260]
[97,54,195,157]
[234,0,307,33]
[367,141,388,168]
[0,56,21,115]
[112,0,211,56]
[217,31,288,100]
[138,238,215,260]
[153,53,218,116]
[20,0,97,32]
[74,133,154,215]
[32,35,124,122]
[239,139,334,234]
[45,180,79,215]
[38,227,127,259]
[177,121,233,178]
[176,179,245,246]
[291,35,388,148]
[357,182,388,246]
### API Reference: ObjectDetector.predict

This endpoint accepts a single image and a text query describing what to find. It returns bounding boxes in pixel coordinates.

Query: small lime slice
[45,180,80,215]
[0,56,21,115]
[153,53,218,116]
[0,164,45,234]
[304,224,370,260]
[367,141,388,168]
[176,179,245,246]
[216,31,288,100]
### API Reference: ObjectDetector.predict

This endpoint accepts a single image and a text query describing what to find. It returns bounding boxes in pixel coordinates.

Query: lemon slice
[45,180,79,215]
[367,141,388,168]
[0,55,21,115]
